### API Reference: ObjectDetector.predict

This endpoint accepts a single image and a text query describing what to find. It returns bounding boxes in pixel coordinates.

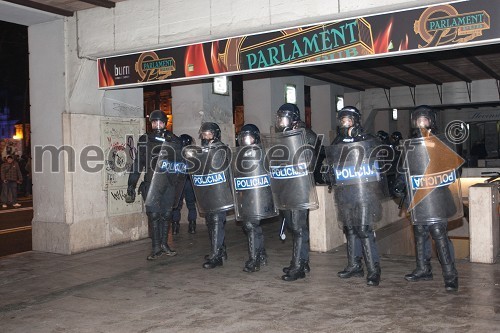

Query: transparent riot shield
[182,144,234,214]
[402,133,464,225]
[231,145,278,221]
[324,137,387,227]
[261,129,318,211]
[145,141,186,212]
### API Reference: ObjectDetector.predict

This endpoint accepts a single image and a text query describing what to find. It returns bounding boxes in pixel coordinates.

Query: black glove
[125,186,136,203]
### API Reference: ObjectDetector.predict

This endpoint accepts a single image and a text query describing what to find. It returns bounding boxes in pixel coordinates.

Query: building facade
[1,0,497,253]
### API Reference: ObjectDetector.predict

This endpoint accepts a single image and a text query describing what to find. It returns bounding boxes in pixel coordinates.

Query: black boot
[172,221,180,235]
[405,229,432,282]
[204,244,227,261]
[160,217,177,256]
[243,228,259,273]
[147,214,164,260]
[282,232,306,281]
[431,223,458,292]
[361,237,381,286]
[203,221,224,269]
[188,220,196,234]
[256,224,266,266]
[338,230,364,278]
[258,248,268,267]
[283,260,310,274]
[443,268,459,292]
[204,222,214,260]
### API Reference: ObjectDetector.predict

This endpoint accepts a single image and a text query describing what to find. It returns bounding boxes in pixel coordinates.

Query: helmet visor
[339,116,354,128]
[151,120,165,130]
[414,116,431,129]
[200,130,214,141]
[239,133,255,146]
[276,115,292,130]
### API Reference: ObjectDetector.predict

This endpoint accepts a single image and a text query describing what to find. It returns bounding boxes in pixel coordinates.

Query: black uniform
[192,122,232,269]
[233,124,274,272]
[125,110,180,260]
[327,106,382,286]
[171,134,197,235]
[171,177,197,234]
[393,105,459,292]
[387,131,403,197]
[274,104,317,282]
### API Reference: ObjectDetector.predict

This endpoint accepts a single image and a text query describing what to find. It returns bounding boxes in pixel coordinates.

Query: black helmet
[237,124,260,146]
[377,130,390,143]
[338,106,361,126]
[411,105,436,129]
[179,134,194,146]
[199,122,221,145]
[149,110,168,123]
[276,103,300,132]
[391,131,403,145]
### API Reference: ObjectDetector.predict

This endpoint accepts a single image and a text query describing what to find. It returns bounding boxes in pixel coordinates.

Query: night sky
[0,21,29,123]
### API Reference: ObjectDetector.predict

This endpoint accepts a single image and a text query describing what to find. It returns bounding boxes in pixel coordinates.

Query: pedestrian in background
[1,155,23,208]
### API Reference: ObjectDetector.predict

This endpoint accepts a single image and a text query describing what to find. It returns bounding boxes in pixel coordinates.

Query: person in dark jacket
[274,103,317,281]
[393,105,459,292]
[329,106,383,286]
[1,155,23,208]
[125,110,179,260]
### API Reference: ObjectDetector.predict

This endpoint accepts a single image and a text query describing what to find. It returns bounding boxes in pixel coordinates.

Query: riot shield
[324,138,387,227]
[145,140,186,212]
[231,145,278,221]
[261,129,318,210]
[402,133,464,224]
[182,144,234,214]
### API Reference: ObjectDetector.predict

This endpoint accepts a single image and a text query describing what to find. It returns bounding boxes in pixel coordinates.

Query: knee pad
[243,220,259,233]
[212,212,225,224]
[206,211,225,226]
[160,210,172,222]
[429,222,448,240]
[413,224,428,237]
[343,225,356,236]
[243,221,253,233]
[147,212,161,223]
[356,225,373,239]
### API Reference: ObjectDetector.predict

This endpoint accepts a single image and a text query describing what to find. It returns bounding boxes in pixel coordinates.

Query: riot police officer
[125,110,178,260]
[393,105,459,291]
[387,131,404,198]
[274,103,317,281]
[198,122,229,269]
[376,130,391,145]
[328,106,383,286]
[235,124,271,272]
[171,134,197,234]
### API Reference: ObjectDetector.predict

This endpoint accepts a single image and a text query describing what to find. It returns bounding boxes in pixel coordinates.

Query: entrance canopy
[96,0,499,91]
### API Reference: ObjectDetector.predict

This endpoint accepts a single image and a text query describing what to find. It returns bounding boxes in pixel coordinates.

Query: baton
[279,217,286,240]
[398,192,406,210]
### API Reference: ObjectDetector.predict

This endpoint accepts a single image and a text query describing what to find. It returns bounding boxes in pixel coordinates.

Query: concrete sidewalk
[0,219,498,333]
